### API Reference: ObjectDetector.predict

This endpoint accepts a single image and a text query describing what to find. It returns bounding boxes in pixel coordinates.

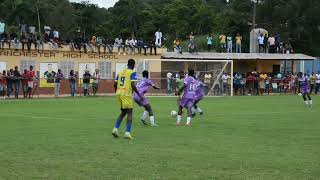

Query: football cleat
[140,119,148,125]
[112,128,119,138]
[124,132,134,140]
[151,123,158,127]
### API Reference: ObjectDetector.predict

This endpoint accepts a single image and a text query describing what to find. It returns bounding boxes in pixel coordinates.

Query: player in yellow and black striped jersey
[112,59,143,140]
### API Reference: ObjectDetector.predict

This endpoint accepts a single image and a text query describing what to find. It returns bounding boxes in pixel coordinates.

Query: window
[59,60,74,78]
[98,61,112,79]
[20,60,35,71]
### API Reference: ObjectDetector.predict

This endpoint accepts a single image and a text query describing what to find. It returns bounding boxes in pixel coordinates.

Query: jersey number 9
[120,77,126,86]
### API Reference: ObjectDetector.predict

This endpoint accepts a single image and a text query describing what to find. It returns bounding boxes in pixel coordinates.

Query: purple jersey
[134,78,154,96]
[299,76,310,89]
[195,80,205,100]
[183,76,198,99]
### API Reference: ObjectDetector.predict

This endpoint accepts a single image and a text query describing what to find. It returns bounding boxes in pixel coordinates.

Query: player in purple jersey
[192,78,206,116]
[298,72,312,108]
[176,69,198,126]
[133,70,160,126]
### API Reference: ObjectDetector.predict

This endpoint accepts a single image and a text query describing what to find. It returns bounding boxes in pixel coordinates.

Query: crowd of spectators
[0,65,37,99]
[0,65,104,99]
[0,21,163,55]
[166,70,320,96]
[220,71,320,96]
[257,32,293,54]
[172,30,295,54]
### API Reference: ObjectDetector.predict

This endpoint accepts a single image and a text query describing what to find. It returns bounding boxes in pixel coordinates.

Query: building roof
[161,52,317,61]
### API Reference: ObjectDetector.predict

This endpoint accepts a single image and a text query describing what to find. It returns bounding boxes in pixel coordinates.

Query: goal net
[142,59,234,96]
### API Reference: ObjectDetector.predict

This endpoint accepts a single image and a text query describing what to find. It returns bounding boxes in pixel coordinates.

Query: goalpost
[142,58,234,96]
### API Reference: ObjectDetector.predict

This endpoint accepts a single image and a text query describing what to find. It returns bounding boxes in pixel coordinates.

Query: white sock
[186,117,191,124]
[197,107,202,113]
[305,100,309,106]
[191,107,196,114]
[150,116,155,125]
[141,111,148,121]
[177,115,182,123]
[309,100,313,105]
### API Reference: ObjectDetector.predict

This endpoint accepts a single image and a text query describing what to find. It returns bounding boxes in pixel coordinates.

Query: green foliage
[0,0,319,55]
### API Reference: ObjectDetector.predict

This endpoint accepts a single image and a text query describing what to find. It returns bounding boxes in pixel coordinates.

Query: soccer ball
[170,110,177,117]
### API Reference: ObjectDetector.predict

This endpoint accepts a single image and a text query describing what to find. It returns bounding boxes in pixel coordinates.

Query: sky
[69,0,119,8]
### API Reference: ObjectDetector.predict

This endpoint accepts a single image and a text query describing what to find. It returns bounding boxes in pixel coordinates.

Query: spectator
[92,69,100,95]
[221,73,229,95]
[9,31,19,50]
[86,37,95,53]
[166,72,173,95]
[83,70,91,96]
[246,73,255,95]
[69,70,77,97]
[0,31,8,49]
[0,21,5,35]
[258,33,264,53]
[268,34,276,53]
[240,74,246,95]
[149,40,157,55]
[173,38,182,54]
[53,29,59,43]
[259,72,268,95]
[204,73,212,86]
[0,20,7,49]
[44,26,51,42]
[96,36,104,54]
[27,66,36,98]
[206,34,213,51]
[226,34,233,53]
[129,38,137,54]
[114,36,124,55]
[188,32,195,43]
[13,66,21,99]
[35,32,44,52]
[285,42,293,54]
[137,38,147,55]
[54,69,64,97]
[0,70,7,99]
[265,75,271,95]
[6,69,14,97]
[106,39,114,53]
[309,72,316,94]
[235,33,242,53]
[29,25,36,35]
[219,34,226,52]
[19,21,27,35]
[20,33,28,51]
[316,72,320,94]
[155,29,163,47]
[21,69,29,98]
[188,41,197,54]
[234,73,242,95]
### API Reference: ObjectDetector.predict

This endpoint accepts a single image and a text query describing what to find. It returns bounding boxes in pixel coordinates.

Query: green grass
[0,96,320,180]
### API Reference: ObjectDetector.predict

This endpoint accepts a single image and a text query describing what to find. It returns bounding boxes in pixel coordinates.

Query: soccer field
[0,96,320,180]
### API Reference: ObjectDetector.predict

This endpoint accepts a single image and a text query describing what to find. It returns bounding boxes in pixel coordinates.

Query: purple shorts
[195,94,204,102]
[180,98,195,108]
[134,95,149,107]
[301,88,310,94]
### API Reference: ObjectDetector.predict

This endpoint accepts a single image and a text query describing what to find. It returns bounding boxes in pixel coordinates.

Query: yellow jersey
[235,36,242,44]
[219,35,226,44]
[115,68,138,97]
